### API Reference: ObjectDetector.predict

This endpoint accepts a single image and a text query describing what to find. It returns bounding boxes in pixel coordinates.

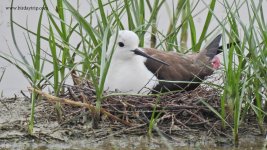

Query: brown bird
[104,30,223,94]
[143,34,222,93]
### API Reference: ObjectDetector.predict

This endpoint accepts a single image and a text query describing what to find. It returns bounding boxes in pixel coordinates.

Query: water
[0,0,267,97]
[0,1,266,96]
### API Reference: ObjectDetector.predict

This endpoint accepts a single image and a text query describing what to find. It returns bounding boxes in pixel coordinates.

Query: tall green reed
[220,0,267,145]
[0,0,266,144]
[5,0,45,134]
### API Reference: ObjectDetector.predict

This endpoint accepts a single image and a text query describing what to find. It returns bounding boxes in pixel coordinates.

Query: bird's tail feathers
[205,34,240,58]
[205,34,222,59]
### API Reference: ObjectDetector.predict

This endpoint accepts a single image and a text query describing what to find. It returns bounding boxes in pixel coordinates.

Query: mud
[0,96,266,149]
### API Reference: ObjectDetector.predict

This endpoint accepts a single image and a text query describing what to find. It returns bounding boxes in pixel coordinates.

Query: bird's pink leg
[211,56,220,69]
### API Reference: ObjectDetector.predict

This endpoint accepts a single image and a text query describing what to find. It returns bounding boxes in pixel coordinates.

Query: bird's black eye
[118,42,125,47]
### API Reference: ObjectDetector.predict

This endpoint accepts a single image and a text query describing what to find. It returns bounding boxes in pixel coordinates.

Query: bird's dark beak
[131,49,169,66]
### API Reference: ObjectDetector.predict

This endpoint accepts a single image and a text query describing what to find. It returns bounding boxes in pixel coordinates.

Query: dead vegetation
[28,80,231,141]
[0,79,264,147]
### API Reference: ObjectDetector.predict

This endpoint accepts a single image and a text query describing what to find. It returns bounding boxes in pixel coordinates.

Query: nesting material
[29,78,225,138]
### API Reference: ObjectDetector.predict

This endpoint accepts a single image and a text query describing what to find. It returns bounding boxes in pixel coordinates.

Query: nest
[30,77,227,140]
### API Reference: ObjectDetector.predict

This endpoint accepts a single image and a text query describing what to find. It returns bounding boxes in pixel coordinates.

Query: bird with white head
[104,30,165,94]
[104,30,222,94]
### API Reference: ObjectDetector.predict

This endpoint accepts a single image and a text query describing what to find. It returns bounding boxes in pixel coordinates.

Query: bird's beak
[131,49,169,66]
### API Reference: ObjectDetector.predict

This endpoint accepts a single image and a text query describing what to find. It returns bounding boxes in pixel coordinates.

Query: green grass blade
[49,24,59,95]
[124,0,135,30]
[200,99,232,128]
[29,8,44,134]
[10,0,32,75]
[195,0,217,51]
[63,0,99,46]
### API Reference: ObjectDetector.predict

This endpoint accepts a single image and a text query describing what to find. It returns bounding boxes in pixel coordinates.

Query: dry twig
[28,87,132,126]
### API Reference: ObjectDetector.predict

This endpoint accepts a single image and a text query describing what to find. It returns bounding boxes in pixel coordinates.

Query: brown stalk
[28,87,132,127]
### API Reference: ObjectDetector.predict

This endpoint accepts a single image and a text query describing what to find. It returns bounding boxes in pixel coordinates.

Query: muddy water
[0,98,266,150]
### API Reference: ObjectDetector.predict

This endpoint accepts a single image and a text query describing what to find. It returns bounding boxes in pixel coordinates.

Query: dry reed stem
[28,87,132,126]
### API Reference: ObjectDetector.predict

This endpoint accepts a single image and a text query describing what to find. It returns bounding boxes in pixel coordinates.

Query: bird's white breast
[104,56,158,94]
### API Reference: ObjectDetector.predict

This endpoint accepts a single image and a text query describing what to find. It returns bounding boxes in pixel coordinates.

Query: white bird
[104,30,222,94]
[104,30,167,94]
